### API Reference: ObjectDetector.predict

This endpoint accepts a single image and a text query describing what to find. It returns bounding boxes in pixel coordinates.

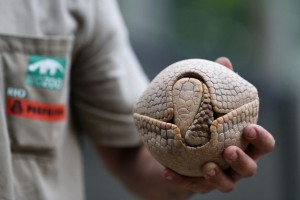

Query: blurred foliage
[168,0,260,71]
[174,0,251,17]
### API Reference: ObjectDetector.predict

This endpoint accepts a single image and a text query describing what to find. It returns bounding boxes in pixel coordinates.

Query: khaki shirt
[0,0,148,199]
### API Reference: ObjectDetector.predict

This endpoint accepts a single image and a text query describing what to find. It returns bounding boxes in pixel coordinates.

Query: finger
[215,57,233,70]
[243,124,275,161]
[163,169,214,193]
[202,162,236,193]
[223,146,257,181]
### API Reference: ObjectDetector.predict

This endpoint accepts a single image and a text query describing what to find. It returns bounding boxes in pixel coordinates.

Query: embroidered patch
[25,55,66,90]
[6,97,65,122]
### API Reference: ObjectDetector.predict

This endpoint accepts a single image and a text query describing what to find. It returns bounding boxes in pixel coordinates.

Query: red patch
[6,97,65,122]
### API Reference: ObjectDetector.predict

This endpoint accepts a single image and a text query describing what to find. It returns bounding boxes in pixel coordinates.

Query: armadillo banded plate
[133,59,259,177]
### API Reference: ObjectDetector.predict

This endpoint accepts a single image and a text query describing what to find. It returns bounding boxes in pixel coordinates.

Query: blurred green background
[84,0,300,199]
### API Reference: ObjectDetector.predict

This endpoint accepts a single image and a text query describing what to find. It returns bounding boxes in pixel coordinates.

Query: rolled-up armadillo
[133,59,259,177]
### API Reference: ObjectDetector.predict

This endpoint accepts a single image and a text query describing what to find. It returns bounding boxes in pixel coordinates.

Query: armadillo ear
[215,57,233,70]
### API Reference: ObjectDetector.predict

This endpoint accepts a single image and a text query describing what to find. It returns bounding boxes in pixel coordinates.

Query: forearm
[96,145,193,200]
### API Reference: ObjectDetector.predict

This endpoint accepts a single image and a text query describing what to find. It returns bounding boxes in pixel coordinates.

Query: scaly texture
[133,59,259,177]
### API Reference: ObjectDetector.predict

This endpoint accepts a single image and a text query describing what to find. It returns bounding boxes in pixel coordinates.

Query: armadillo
[133,59,259,177]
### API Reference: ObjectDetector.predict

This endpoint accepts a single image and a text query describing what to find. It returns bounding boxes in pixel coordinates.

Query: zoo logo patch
[25,55,66,90]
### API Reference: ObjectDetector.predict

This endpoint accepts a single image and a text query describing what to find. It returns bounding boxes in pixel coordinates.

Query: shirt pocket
[0,34,73,156]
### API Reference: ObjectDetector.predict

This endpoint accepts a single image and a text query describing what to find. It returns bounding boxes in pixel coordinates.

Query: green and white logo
[25,55,66,90]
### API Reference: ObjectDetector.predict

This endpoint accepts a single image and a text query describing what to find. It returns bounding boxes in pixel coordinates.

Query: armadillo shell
[133,59,259,177]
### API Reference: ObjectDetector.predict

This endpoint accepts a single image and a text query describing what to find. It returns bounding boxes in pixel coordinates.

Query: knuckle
[267,138,276,152]
[192,184,213,193]
[222,184,235,193]
[258,126,276,151]
[245,163,257,177]
[262,137,275,154]
[182,181,194,190]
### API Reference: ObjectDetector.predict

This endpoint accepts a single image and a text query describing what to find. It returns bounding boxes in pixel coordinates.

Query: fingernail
[246,127,256,139]
[207,168,216,177]
[164,172,173,181]
[230,151,238,161]
[165,175,173,181]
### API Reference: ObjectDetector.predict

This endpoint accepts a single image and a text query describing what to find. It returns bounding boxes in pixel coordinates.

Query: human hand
[162,57,275,194]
